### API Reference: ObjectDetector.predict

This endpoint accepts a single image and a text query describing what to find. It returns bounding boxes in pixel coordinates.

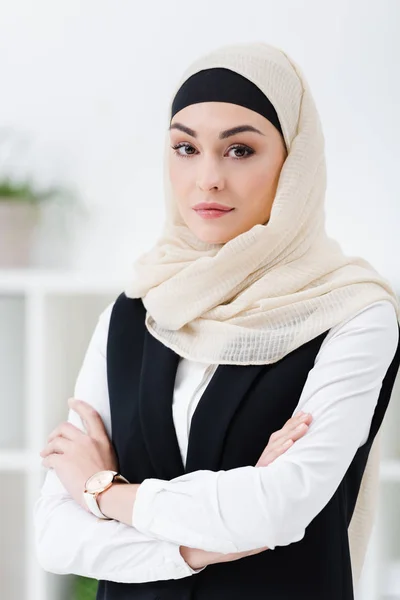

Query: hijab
[124,41,400,585]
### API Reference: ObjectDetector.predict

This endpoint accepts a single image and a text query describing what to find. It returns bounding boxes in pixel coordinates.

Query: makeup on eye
[170,142,255,160]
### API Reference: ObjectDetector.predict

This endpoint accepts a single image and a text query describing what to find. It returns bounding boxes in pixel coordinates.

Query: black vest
[96,292,400,600]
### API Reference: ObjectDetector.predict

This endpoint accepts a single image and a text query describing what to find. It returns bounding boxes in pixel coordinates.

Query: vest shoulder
[100,293,145,332]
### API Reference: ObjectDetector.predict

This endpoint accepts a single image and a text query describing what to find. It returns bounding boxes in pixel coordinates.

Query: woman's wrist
[97,482,140,525]
[180,546,201,570]
[179,546,233,570]
[179,545,269,570]
[179,546,213,570]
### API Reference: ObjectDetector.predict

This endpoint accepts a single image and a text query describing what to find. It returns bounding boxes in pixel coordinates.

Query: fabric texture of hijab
[123,41,400,586]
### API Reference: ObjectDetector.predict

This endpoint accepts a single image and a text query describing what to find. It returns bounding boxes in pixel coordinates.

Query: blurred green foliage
[73,576,98,600]
[0,175,77,207]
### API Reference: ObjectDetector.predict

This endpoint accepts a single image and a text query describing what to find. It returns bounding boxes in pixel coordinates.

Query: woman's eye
[227,145,254,159]
[170,143,254,159]
[171,143,197,157]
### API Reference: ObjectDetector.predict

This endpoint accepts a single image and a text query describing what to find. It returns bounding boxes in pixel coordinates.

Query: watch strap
[84,491,111,519]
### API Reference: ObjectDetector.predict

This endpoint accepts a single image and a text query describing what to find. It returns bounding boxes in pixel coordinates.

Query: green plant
[0,128,86,216]
[0,174,81,210]
[73,575,98,600]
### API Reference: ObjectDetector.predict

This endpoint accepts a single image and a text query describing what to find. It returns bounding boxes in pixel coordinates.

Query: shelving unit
[0,268,399,599]
[0,269,123,600]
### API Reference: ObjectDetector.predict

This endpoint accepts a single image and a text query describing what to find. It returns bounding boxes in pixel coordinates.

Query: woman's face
[168,101,287,244]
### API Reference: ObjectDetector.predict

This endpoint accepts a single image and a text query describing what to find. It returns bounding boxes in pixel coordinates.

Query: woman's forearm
[180,545,269,570]
[97,482,268,570]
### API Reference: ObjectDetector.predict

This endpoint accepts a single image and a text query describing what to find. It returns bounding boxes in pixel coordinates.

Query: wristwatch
[83,469,130,519]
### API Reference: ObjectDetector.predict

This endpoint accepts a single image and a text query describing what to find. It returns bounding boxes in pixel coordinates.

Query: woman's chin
[192,227,235,245]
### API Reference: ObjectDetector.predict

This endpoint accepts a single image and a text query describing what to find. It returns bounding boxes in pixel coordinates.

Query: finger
[257,414,313,466]
[47,422,86,443]
[267,419,311,453]
[257,436,293,465]
[290,412,313,427]
[284,412,313,434]
[259,420,311,464]
[286,421,310,443]
[40,437,72,458]
[42,453,62,470]
[68,398,106,440]
[269,413,312,447]
[257,439,294,466]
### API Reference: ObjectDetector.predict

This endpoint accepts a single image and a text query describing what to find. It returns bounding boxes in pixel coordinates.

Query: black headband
[170,67,284,141]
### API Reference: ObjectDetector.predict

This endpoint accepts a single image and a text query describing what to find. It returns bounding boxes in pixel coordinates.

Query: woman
[34,42,400,599]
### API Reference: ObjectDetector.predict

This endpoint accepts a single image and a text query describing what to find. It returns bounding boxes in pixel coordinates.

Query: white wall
[0,0,398,285]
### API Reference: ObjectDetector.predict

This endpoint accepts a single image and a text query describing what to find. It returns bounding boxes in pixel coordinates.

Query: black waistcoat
[96,292,400,600]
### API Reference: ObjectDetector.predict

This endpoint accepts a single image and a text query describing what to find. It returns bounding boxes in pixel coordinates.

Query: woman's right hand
[180,410,313,571]
[255,410,313,467]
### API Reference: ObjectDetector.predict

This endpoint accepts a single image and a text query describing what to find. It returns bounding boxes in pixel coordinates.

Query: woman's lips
[193,208,235,219]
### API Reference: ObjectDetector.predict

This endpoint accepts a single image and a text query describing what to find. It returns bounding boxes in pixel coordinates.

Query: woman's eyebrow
[169,123,265,139]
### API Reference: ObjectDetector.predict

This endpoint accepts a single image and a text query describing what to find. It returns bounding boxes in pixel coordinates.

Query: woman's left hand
[40,397,119,512]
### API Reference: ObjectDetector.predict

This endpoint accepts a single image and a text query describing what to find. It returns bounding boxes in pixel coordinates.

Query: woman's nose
[196,158,225,191]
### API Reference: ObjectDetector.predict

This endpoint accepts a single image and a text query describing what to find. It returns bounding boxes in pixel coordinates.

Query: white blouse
[33,299,399,584]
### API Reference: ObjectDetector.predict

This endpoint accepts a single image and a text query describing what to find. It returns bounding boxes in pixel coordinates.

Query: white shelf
[0,450,41,471]
[0,271,121,600]
[1,473,28,599]
[0,267,127,294]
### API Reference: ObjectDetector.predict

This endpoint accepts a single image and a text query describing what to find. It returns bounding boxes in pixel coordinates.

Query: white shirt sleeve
[33,301,202,583]
[131,300,399,554]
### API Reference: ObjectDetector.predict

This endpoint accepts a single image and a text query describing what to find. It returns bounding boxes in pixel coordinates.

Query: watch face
[86,470,114,492]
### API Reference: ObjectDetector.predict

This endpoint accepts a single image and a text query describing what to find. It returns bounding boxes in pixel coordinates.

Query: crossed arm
[34,299,399,582]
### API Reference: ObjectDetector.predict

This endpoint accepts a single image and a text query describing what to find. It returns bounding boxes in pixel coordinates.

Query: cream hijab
[124,42,400,585]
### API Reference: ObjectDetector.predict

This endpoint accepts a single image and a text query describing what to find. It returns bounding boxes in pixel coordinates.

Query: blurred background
[0,1,399,599]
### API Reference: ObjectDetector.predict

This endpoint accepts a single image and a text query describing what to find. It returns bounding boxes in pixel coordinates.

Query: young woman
[34,42,400,600]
